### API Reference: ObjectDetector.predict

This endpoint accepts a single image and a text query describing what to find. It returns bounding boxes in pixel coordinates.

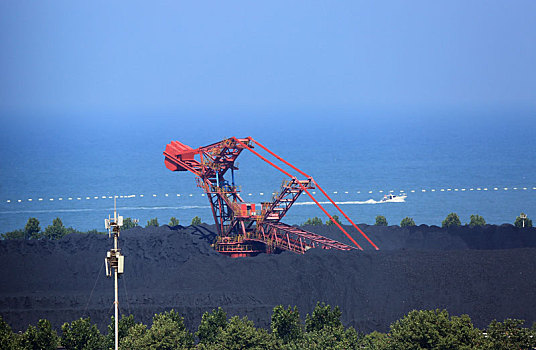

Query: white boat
[380,193,407,202]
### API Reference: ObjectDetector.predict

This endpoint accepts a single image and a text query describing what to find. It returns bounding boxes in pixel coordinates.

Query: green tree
[304,217,323,226]
[388,309,481,350]
[514,213,533,228]
[2,229,25,240]
[442,213,461,228]
[375,215,388,226]
[146,217,159,227]
[326,215,342,226]
[296,325,360,349]
[468,214,486,227]
[21,319,58,350]
[0,316,21,350]
[44,218,68,240]
[191,216,202,225]
[196,307,227,344]
[305,302,342,333]
[271,305,303,344]
[198,316,276,350]
[359,331,390,350]
[24,218,41,240]
[105,315,135,350]
[400,217,416,227]
[169,217,180,226]
[481,319,536,350]
[61,317,105,350]
[141,309,194,349]
[119,323,149,349]
[122,218,139,230]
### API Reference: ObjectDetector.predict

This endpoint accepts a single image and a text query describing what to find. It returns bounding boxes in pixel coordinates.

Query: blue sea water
[1,109,535,234]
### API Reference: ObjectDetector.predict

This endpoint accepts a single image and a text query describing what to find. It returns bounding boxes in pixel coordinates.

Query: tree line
[2,212,532,241]
[1,304,535,349]
[1,216,204,240]
[303,213,533,228]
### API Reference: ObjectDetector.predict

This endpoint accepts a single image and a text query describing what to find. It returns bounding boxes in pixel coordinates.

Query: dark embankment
[1,224,535,333]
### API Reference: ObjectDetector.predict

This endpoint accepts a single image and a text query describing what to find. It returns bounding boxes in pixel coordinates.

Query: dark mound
[1,224,535,333]
[304,223,536,251]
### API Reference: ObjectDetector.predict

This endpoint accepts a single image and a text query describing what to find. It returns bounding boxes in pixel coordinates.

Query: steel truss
[164,137,378,257]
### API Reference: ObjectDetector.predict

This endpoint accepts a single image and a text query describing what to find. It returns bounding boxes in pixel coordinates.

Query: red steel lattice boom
[163,137,378,257]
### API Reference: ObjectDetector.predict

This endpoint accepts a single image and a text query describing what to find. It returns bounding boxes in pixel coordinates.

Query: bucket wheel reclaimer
[164,137,378,257]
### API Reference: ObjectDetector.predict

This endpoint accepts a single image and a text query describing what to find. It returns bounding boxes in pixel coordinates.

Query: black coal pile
[305,223,536,251]
[1,224,535,333]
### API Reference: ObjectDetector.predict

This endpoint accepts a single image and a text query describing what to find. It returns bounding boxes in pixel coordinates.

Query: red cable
[233,137,363,250]
[249,137,378,250]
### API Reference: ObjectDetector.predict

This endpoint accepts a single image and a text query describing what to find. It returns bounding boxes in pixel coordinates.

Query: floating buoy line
[3,186,535,204]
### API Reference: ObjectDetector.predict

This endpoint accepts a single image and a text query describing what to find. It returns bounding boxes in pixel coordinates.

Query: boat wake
[294,197,405,206]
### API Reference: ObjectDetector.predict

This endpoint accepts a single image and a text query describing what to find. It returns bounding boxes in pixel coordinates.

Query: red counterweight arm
[231,137,364,250]
[247,137,379,251]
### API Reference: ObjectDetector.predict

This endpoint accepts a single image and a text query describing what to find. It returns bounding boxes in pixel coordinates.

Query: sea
[1,109,535,234]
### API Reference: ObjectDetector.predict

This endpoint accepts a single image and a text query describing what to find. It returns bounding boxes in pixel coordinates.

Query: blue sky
[1,1,535,120]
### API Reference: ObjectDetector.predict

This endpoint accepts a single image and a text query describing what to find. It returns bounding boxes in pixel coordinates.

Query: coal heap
[1,223,535,333]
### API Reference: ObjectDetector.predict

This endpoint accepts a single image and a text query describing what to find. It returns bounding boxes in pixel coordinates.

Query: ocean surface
[1,110,535,234]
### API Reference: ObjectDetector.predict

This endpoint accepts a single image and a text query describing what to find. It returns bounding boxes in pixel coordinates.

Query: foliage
[105,314,135,350]
[387,309,481,350]
[1,218,109,239]
[375,215,388,226]
[197,315,276,350]
[442,213,461,228]
[0,316,21,350]
[400,216,416,227]
[169,217,180,226]
[326,214,342,226]
[469,214,486,227]
[44,217,68,240]
[196,307,228,344]
[119,323,149,349]
[305,302,342,333]
[514,213,533,228]
[191,216,202,225]
[481,319,536,350]
[359,331,390,349]
[2,229,25,240]
[304,217,323,226]
[21,319,58,350]
[127,309,194,349]
[4,306,536,350]
[122,217,139,230]
[146,217,159,227]
[271,305,303,344]
[61,317,105,350]
[24,217,41,240]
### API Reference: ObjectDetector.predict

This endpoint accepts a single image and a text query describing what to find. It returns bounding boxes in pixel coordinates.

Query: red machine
[164,137,378,257]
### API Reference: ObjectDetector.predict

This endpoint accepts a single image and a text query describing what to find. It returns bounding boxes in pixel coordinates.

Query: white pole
[114,235,119,350]
[114,265,119,350]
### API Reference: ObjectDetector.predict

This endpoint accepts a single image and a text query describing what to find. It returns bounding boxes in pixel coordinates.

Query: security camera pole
[105,197,124,350]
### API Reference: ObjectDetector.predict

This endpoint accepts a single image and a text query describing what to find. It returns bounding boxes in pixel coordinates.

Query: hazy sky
[1,1,535,119]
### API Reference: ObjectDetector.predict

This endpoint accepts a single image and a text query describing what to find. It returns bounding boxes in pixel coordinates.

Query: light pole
[105,198,124,350]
